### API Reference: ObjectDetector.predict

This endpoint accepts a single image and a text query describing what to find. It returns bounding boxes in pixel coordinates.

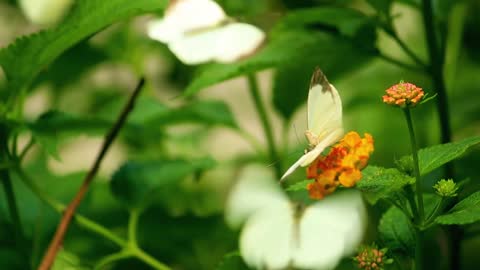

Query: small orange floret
[382,82,424,108]
[306,131,374,200]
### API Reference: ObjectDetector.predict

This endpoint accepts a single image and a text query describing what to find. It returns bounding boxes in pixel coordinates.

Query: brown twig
[37,78,145,270]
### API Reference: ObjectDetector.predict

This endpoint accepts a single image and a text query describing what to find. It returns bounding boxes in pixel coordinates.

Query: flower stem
[404,109,424,270]
[246,74,282,179]
[404,109,425,221]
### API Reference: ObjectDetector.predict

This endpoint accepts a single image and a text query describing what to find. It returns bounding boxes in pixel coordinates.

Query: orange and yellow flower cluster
[382,82,424,108]
[306,131,374,200]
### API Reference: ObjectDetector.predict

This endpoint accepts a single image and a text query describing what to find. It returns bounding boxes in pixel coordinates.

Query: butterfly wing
[304,190,367,254]
[167,28,223,64]
[292,190,367,269]
[213,23,265,63]
[147,0,226,43]
[225,165,287,228]
[240,200,294,269]
[307,68,343,139]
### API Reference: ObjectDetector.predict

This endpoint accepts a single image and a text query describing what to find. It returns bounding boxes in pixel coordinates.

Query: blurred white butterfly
[280,68,344,181]
[226,165,367,270]
[147,0,265,65]
[19,0,73,25]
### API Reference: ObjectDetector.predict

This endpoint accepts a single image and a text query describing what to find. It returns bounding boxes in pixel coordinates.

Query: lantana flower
[306,131,374,200]
[382,82,425,108]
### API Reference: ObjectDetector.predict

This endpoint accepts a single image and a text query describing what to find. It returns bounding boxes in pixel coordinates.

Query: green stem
[415,229,424,270]
[128,209,141,247]
[246,74,282,179]
[377,53,426,72]
[404,109,425,221]
[421,0,453,176]
[14,167,126,247]
[385,24,428,69]
[132,247,171,270]
[15,167,171,269]
[94,251,133,270]
[421,1,459,269]
[1,170,24,246]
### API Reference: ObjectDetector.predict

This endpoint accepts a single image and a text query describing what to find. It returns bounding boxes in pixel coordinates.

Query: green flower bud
[433,179,459,197]
[395,156,414,175]
[354,244,393,270]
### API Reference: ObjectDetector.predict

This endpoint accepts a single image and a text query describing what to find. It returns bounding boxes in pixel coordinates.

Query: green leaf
[216,251,251,270]
[27,111,115,158]
[52,250,90,270]
[366,0,393,15]
[285,180,310,192]
[436,191,480,225]
[356,166,414,204]
[28,111,113,136]
[272,34,373,119]
[417,136,480,176]
[0,0,166,99]
[182,31,330,97]
[33,42,108,90]
[378,206,415,256]
[110,158,216,208]
[148,100,238,128]
[274,7,374,39]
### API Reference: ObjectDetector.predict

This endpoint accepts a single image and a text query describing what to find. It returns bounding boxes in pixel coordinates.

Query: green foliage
[285,179,310,192]
[416,136,480,176]
[356,166,414,204]
[0,0,166,100]
[110,158,216,209]
[365,0,393,15]
[52,250,89,270]
[0,0,479,269]
[378,206,415,255]
[215,252,251,270]
[436,191,480,225]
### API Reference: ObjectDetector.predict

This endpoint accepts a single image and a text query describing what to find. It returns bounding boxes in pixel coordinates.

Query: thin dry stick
[37,78,145,270]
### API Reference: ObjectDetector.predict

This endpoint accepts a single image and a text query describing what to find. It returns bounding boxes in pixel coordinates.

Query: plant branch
[421,1,458,269]
[385,26,428,69]
[246,74,282,179]
[421,0,453,174]
[377,53,426,72]
[37,78,145,270]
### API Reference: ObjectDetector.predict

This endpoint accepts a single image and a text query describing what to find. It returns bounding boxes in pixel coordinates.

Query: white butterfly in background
[280,68,344,181]
[19,0,74,25]
[147,0,266,65]
[225,165,367,270]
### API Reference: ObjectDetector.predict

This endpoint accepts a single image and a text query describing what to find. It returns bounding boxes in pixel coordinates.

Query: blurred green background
[0,0,479,269]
